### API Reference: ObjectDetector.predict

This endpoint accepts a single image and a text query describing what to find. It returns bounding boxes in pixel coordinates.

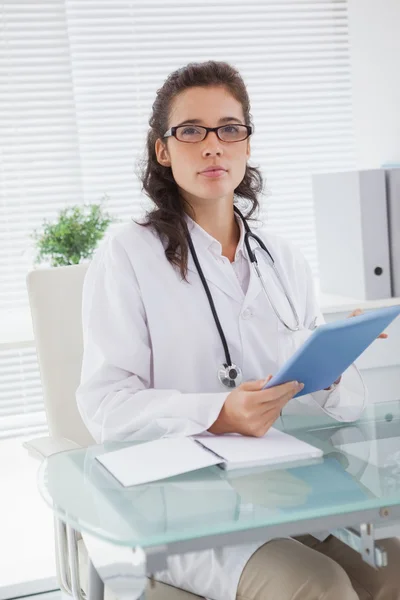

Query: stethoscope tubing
[186,206,301,385]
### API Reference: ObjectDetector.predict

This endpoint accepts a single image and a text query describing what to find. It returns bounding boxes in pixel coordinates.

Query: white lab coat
[77,213,367,600]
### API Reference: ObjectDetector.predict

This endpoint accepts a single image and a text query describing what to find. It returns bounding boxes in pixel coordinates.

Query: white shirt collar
[185,211,247,262]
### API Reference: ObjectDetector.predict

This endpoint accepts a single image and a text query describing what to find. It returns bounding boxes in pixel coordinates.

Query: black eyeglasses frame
[162,124,253,143]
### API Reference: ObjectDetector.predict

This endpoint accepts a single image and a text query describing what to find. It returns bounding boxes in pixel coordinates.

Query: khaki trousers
[80,535,400,599]
[237,535,400,600]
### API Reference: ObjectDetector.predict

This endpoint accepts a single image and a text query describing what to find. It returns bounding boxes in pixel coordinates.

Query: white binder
[386,168,400,298]
[312,169,392,300]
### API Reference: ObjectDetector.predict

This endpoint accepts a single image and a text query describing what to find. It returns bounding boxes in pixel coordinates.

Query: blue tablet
[263,305,400,397]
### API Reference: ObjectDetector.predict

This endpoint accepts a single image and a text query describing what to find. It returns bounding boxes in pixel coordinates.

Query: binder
[386,168,400,297]
[312,169,392,300]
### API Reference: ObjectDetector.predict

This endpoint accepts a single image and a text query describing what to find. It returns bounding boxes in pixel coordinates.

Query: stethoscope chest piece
[218,363,243,388]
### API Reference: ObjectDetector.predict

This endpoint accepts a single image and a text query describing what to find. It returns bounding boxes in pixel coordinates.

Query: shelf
[318,292,400,314]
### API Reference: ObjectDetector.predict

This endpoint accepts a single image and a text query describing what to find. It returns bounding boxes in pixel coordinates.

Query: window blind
[65,0,356,271]
[0,0,84,312]
[0,346,46,439]
[0,0,356,437]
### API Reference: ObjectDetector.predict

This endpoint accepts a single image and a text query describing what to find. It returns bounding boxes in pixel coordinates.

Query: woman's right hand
[208,377,304,437]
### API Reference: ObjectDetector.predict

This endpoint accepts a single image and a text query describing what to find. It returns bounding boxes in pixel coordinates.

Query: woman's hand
[208,377,304,437]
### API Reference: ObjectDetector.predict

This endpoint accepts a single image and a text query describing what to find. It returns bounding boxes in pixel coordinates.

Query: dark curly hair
[139,60,264,279]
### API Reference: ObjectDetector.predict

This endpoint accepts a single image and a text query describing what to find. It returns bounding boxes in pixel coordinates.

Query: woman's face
[155,85,251,207]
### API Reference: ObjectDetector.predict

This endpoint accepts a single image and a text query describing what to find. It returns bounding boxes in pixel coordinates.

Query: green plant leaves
[32,203,114,267]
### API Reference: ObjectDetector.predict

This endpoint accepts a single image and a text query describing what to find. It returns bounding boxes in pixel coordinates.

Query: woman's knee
[314,558,358,600]
[237,539,358,600]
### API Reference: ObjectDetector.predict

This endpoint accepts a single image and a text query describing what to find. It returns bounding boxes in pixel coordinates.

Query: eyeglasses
[163,124,252,143]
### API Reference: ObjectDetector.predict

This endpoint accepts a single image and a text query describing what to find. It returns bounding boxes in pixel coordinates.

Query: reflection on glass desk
[38,401,400,552]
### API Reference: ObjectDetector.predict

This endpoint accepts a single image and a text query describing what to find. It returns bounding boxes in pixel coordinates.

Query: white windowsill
[1,294,400,349]
[317,292,400,314]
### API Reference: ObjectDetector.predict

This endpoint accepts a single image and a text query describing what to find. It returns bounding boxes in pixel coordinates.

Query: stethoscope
[187,206,302,389]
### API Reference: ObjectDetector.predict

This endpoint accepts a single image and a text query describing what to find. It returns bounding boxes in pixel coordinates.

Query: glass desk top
[38,401,400,548]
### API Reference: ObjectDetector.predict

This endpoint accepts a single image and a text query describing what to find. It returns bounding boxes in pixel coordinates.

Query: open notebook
[96,428,323,487]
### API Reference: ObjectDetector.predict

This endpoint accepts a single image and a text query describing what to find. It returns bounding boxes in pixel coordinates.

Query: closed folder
[313,169,392,300]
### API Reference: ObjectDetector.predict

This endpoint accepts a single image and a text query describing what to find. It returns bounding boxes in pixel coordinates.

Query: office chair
[25,263,202,600]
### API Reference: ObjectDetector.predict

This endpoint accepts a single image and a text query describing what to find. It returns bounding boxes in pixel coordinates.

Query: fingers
[255,380,304,404]
[348,307,389,339]
[260,386,302,415]
[240,374,274,392]
[260,404,290,436]
[240,378,271,392]
[242,380,303,437]
[348,308,363,318]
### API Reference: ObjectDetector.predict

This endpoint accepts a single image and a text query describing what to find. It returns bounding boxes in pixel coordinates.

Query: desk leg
[88,559,105,600]
[87,560,147,600]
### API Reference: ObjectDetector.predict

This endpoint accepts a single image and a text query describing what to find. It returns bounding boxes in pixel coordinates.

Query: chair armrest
[23,435,81,461]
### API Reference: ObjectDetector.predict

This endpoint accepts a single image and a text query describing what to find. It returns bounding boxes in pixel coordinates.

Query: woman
[77,61,399,600]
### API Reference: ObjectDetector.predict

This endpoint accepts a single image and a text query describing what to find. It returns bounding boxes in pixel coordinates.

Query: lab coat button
[241,307,253,320]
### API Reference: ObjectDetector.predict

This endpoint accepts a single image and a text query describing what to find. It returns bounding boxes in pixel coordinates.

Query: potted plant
[32,202,114,267]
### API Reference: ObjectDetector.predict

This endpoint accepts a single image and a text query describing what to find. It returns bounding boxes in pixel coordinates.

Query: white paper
[96,437,222,487]
[194,428,323,470]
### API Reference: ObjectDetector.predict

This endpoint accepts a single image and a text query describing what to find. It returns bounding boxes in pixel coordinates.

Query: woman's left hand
[324,307,389,390]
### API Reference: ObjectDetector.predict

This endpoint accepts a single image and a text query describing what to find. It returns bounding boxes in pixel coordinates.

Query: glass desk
[38,401,400,600]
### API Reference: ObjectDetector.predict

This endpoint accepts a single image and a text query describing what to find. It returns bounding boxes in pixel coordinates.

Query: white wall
[345,2,400,404]
[348,0,400,168]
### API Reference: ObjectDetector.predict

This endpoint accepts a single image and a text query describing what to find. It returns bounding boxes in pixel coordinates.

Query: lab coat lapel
[186,250,244,304]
